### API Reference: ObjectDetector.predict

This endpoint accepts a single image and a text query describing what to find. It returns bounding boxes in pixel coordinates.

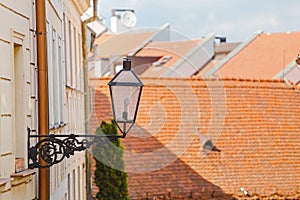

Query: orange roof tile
[90,77,300,199]
[212,31,300,79]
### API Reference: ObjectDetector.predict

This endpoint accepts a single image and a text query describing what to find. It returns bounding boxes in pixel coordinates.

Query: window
[47,23,66,128]
[64,17,83,91]
[14,42,26,169]
[78,32,83,91]
[73,26,77,89]
[70,23,75,88]
[72,170,76,200]
[77,166,81,199]
[67,174,70,200]
[64,15,71,87]
[58,37,66,124]
[52,29,59,126]
[46,22,54,126]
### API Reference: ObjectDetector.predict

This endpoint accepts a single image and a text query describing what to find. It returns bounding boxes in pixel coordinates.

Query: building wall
[0,0,89,199]
[0,0,37,199]
[45,0,88,199]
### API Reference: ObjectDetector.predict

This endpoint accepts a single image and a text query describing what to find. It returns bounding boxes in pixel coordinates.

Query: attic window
[153,55,172,66]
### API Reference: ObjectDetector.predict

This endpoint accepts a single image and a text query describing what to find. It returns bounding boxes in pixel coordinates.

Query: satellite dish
[121,11,137,28]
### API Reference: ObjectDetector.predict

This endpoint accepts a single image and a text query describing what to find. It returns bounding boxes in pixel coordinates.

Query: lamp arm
[27,128,124,169]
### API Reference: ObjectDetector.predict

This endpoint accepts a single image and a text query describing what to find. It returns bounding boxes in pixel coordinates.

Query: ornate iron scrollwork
[27,128,122,168]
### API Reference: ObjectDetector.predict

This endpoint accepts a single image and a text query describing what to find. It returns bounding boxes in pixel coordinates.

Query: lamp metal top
[123,57,131,70]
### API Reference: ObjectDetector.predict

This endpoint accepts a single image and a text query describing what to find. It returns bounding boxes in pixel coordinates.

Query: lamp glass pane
[110,85,141,133]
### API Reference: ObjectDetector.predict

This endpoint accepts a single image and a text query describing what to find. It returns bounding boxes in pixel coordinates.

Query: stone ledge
[10,169,37,187]
[11,168,38,177]
[0,178,13,192]
[0,178,13,186]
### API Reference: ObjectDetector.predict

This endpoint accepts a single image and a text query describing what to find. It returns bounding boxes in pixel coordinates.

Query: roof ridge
[141,76,288,83]
[149,38,202,44]
[94,76,288,83]
[93,76,300,91]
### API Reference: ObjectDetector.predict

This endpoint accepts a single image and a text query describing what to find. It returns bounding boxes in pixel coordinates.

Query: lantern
[108,58,143,137]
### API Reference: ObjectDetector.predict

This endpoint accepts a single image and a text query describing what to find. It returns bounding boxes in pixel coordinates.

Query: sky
[97,0,300,42]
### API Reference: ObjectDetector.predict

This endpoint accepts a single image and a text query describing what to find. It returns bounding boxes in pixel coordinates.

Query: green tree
[93,120,130,200]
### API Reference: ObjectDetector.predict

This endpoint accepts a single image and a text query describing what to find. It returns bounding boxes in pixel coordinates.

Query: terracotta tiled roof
[90,77,300,199]
[136,40,201,66]
[93,31,156,58]
[135,40,201,76]
[209,31,300,79]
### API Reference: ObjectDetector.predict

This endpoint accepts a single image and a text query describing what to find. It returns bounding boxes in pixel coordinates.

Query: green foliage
[93,120,130,200]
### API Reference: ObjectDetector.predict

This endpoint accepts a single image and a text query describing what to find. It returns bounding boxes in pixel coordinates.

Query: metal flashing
[273,60,296,79]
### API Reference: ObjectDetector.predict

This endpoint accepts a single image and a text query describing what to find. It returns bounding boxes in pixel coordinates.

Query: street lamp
[28,58,143,168]
[108,58,143,137]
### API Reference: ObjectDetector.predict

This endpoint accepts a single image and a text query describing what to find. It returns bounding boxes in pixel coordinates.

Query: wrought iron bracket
[27,128,125,169]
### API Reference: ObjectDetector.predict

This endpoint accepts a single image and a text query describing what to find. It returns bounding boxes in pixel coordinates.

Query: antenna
[121,11,137,28]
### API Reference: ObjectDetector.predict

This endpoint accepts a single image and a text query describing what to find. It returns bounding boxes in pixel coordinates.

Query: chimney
[215,36,226,43]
